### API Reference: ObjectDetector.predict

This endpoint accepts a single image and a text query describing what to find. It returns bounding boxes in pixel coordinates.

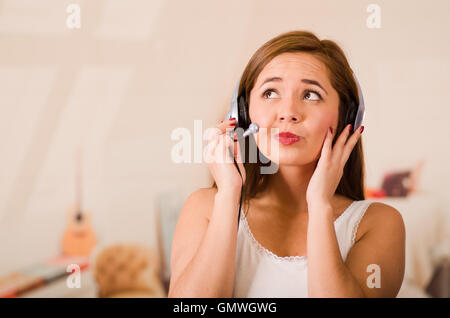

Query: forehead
[256,52,330,85]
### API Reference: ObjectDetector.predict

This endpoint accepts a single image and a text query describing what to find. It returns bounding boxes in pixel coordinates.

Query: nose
[278,98,302,124]
[279,113,299,123]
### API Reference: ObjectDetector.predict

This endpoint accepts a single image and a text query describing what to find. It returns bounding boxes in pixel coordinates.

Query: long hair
[212,30,366,214]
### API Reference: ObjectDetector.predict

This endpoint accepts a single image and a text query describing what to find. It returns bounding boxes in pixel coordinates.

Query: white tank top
[232,199,374,297]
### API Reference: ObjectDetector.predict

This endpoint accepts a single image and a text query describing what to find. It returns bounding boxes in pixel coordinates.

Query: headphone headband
[352,72,365,133]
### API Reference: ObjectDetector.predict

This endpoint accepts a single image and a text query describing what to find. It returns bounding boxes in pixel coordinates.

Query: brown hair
[212,30,366,213]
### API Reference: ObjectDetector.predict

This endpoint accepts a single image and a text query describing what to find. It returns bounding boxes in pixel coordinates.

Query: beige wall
[0,0,449,275]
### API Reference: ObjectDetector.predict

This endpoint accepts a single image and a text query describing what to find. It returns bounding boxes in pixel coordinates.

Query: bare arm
[168,187,241,298]
[169,118,245,297]
[344,203,406,297]
[307,202,405,297]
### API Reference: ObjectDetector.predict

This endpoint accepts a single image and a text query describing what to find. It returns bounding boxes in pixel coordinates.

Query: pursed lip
[275,131,302,145]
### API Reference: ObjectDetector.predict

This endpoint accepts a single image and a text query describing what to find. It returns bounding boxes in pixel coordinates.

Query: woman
[168,30,405,298]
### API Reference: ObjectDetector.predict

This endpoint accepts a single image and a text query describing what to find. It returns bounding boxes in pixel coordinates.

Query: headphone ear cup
[345,101,358,127]
[238,95,250,129]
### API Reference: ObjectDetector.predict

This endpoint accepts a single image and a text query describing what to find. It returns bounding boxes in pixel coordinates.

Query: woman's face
[248,52,340,166]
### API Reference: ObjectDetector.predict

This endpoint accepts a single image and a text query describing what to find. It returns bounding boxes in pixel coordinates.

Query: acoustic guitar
[62,147,97,257]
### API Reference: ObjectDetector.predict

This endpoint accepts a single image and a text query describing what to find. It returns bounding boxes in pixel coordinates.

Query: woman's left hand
[306,124,364,212]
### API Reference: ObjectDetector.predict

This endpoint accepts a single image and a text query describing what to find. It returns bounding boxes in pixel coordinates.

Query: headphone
[225,70,366,228]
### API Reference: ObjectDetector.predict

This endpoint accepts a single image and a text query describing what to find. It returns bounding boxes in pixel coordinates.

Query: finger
[320,126,334,159]
[204,136,219,164]
[205,126,222,142]
[336,124,352,146]
[223,133,238,164]
[214,133,232,164]
[345,124,363,145]
[206,118,237,141]
[334,124,352,157]
[233,132,239,156]
[341,125,364,165]
[216,117,236,133]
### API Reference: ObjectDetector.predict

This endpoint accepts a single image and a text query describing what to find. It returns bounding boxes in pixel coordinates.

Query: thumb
[321,126,333,158]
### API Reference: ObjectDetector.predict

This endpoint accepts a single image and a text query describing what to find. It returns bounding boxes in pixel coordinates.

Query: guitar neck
[75,146,83,214]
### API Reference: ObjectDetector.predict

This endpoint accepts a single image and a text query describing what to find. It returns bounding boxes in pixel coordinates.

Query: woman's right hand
[205,118,246,194]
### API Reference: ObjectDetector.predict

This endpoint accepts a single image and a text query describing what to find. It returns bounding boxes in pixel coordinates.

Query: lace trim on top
[350,201,370,245]
[240,211,305,262]
[239,201,357,263]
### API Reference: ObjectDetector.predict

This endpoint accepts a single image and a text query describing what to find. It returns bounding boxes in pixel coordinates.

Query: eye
[304,90,322,101]
[262,89,279,99]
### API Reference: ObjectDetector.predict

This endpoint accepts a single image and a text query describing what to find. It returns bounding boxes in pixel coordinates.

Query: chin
[261,151,316,166]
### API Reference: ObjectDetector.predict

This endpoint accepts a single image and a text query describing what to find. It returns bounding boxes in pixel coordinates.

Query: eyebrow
[259,76,328,95]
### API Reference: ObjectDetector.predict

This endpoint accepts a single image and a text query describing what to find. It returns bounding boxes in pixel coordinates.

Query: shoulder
[364,201,405,230]
[183,187,218,221]
[355,201,405,243]
[186,187,218,203]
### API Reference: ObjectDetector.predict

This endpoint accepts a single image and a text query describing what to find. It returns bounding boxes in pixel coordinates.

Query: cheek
[249,102,276,156]
[310,111,338,135]
[249,102,273,127]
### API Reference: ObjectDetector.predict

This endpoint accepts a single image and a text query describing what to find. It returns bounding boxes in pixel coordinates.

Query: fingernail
[230,122,236,126]
[360,126,364,133]
[230,117,236,121]
[348,124,353,133]
[329,127,333,134]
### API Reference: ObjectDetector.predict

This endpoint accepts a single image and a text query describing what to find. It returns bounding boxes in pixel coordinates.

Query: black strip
[230,145,244,230]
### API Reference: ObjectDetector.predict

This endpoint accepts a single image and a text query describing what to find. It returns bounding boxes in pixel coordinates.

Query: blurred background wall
[0,0,449,287]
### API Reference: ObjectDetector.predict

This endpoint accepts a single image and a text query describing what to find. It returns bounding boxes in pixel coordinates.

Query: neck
[264,161,317,215]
